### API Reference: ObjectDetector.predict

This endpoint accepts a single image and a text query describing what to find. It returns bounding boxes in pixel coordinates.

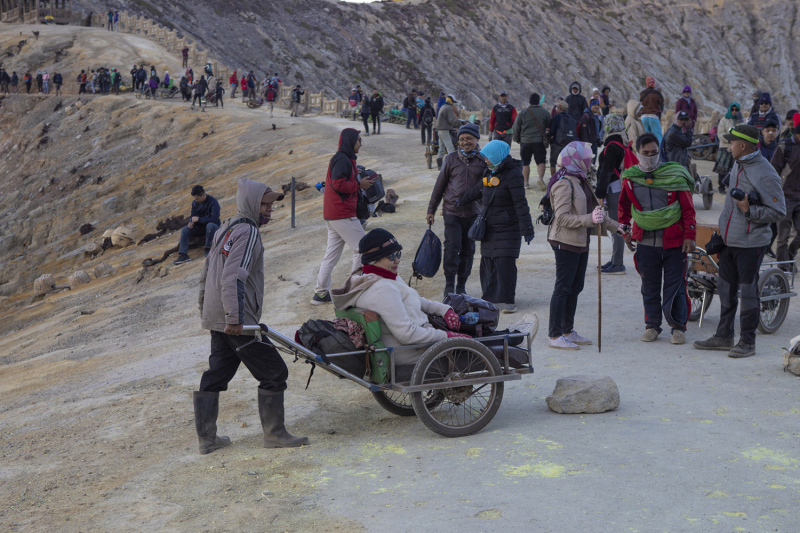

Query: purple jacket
[675,98,698,126]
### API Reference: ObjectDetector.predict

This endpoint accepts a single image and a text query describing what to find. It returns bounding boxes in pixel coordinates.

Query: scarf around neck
[457,143,481,164]
[362,264,397,280]
[622,162,694,231]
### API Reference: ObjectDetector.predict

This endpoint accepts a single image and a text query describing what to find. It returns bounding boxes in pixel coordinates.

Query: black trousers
[361,114,370,133]
[443,214,477,284]
[199,331,288,392]
[549,247,588,338]
[634,245,688,333]
[716,246,765,345]
[480,256,517,305]
[421,123,432,144]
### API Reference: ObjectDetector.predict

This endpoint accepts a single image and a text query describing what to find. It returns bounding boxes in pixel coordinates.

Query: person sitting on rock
[331,228,470,366]
[174,185,221,265]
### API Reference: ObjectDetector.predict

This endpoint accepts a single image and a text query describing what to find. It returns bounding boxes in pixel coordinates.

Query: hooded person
[748,92,781,131]
[546,141,622,350]
[194,178,308,454]
[694,124,786,358]
[596,114,631,275]
[565,81,588,122]
[312,128,378,304]
[714,102,743,192]
[639,76,664,144]
[661,110,694,169]
[549,100,575,176]
[618,132,697,345]
[625,100,645,152]
[419,96,436,144]
[459,140,534,313]
[427,122,487,296]
[369,89,385,134]
[771,113,800,267]
[780,109,798,141]
[331,228,469,368]
[674,85,698,128]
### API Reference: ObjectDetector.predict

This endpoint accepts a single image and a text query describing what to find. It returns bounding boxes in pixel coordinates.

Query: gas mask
[638,153,661,173]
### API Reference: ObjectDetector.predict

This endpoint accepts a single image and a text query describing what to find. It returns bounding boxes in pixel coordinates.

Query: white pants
[315,217,365,294]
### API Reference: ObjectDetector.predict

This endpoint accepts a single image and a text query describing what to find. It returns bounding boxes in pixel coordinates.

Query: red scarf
[362,264,397,280]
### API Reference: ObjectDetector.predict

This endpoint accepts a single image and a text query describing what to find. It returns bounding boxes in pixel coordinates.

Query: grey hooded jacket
[199,178,267,331]
[718,152,786,248]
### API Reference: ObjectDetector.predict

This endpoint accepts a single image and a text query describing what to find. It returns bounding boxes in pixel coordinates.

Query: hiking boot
[601,264,626,275]
[455,285,467,295]
[443,282,455,298]
[671,330,686,345]
[693,335,734,351]
[564,330,592,346]
[173,253,191,265]
[193,391,232,455]
[502,304,517,314]
[640,328,660,342]
[310,292,331,305]
[728,342,755,358]
[258,389,309,448]
[549,336,580,350]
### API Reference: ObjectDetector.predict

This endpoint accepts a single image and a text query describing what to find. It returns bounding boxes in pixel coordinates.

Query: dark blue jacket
[191,195,221,226]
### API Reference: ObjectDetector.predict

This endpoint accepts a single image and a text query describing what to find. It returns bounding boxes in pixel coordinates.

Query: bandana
[638,153,661,173]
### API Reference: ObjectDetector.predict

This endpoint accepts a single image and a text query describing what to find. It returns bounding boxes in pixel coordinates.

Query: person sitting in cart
[693,124,786,358]
[618,132,697,345]
[331,229,469,366]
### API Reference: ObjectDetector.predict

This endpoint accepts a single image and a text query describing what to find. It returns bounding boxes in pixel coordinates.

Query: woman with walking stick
[546,142,627,350]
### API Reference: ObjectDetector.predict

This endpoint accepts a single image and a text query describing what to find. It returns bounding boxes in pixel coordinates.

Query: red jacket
[229,72,238,85]
[240,78,247,90]
[323,129,360,220]
[618,178,696,249]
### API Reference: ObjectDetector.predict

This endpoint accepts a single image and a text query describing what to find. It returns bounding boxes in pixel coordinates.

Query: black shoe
[765,249,776,259]
[444,283,455,298]
[173,253,191,265]
[193,391,232,455]
[455,286,466,295]
[310,292,332,305]
[258,389,309,447]
[601,261,612,270]
[693,335,734,351]
[728,342,755,358]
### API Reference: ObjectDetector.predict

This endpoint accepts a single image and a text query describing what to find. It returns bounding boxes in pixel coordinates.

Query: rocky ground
[1,24,799,533]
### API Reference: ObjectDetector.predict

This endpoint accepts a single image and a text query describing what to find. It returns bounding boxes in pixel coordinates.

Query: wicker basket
[111,226,134,247]
[93,262,117,278]
[68,270,92,290]
[33,274,56,296]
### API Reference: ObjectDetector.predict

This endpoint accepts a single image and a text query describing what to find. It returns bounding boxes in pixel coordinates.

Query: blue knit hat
[759,92,772,105]
[480,140,510,168]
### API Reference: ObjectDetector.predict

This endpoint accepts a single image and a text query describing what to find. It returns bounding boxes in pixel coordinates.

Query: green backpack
[335,308,391,384]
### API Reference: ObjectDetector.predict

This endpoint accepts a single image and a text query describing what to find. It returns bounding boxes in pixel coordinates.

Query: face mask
[259,213,271,227]
[486,161,496,172]
[639,153,661,173]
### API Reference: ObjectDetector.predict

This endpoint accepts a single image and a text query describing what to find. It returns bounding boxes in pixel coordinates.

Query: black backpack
[555,114,578,146]
[422,107,435,125]
[298,320,365,378]
[410,228,442,280]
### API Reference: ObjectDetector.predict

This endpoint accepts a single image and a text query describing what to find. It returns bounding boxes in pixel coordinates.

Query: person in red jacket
[618,132,697,345]
[229,70,239,99]
[311,128,378,304]
[240,76,248,102]
[489,90,517,146]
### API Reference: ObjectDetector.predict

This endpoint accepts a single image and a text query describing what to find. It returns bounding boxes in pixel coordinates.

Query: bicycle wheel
[687,282,713,322]
[410,338,504,437]
[372,389,443,417]
[758,268,790,334]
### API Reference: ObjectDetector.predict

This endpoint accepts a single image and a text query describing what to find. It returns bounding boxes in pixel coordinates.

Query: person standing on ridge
[693,125,786,358]
[194,178,308,454]
[639,76,664,144]
[565,81,588,123]
[618,132,697,345]
[311,129,378,305]
[427,123,487,297]
[513,92,551,190]
[370,89,384,135]
[182,46,189,68]
[404,90,419,129]
[360,93,372,135]
[675,85,698,128]
[290,85,304,117]
[489,90,517,146]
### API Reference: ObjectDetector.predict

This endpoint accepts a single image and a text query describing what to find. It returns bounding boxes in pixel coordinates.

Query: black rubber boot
[193,391,231,455]
[456,278,468,295]
[444,275,456,298]
[258,389,309,448]
[437,158,443,171]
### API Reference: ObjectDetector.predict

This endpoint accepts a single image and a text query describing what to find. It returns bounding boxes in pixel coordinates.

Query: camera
[730,187,762,205]
[730,187,746,201]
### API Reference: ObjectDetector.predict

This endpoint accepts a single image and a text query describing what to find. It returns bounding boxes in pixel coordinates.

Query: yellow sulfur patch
[504,461,568,478]
[722,512,747,517]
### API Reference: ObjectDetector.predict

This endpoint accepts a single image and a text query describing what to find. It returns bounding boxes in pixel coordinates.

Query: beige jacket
[547,174,619,248]
[199,179,267,331]
[624,100,645,152]
[717,116,738,150]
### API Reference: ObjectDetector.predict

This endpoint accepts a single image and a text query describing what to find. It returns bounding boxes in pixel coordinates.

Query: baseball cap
[263,187,285,203]
[723,124,760,144]
[499,90,508,96]
[447,94,457,103]
[676,110,690,120]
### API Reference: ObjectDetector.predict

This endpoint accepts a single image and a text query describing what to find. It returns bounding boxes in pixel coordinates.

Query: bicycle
[134,86,155,100]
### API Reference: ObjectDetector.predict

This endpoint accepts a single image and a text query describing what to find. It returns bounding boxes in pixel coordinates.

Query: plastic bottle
[460,312,479,325]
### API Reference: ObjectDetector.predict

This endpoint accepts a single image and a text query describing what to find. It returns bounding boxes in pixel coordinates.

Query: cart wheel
[690,135,712,160]
[372,389,443,417]
[134,91,141,100]
[688,284,714,322]
[701,177,713,210]
[409,338,504,437]
[758,268,790,334]
[426,152,432,169]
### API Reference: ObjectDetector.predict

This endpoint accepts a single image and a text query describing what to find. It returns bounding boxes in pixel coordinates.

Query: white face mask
[639,153,661,173]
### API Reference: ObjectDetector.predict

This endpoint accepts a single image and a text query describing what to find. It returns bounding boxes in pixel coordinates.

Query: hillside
[67,0,800,112]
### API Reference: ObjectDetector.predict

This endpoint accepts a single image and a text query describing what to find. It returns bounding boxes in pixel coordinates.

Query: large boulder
[546,375,620,414]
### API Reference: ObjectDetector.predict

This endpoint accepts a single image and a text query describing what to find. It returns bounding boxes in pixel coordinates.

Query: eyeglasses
[388,251,401,261]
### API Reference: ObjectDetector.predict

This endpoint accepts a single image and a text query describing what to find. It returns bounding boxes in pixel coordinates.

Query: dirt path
[1,45,799,531]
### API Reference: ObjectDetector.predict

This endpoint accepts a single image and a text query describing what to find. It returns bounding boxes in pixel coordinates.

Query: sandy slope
[1,25,799,533]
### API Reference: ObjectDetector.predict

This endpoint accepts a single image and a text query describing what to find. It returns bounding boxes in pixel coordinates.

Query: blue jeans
[405,108,418,128]
[179,223,219,255]
[641,116,663,144]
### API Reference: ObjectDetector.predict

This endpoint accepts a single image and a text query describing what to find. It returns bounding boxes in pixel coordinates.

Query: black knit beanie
[457,122,480,140]
[359,228,402,265]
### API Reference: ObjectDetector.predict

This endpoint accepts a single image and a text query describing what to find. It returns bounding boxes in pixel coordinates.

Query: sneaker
[564,330,592,346]
[693,335,734,351]
[549,336,580,350]
[601,261,612,270]
[173,253,191,265]
[765,249,776,259]
[502,304,517,314]
[728,342,755,358]
[310,292,332,305]
[601,265,626,275]
[640,328,660,342]
[671,330,686,345]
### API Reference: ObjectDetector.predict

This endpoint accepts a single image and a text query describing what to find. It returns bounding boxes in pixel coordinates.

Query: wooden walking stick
[597,221,602,353]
